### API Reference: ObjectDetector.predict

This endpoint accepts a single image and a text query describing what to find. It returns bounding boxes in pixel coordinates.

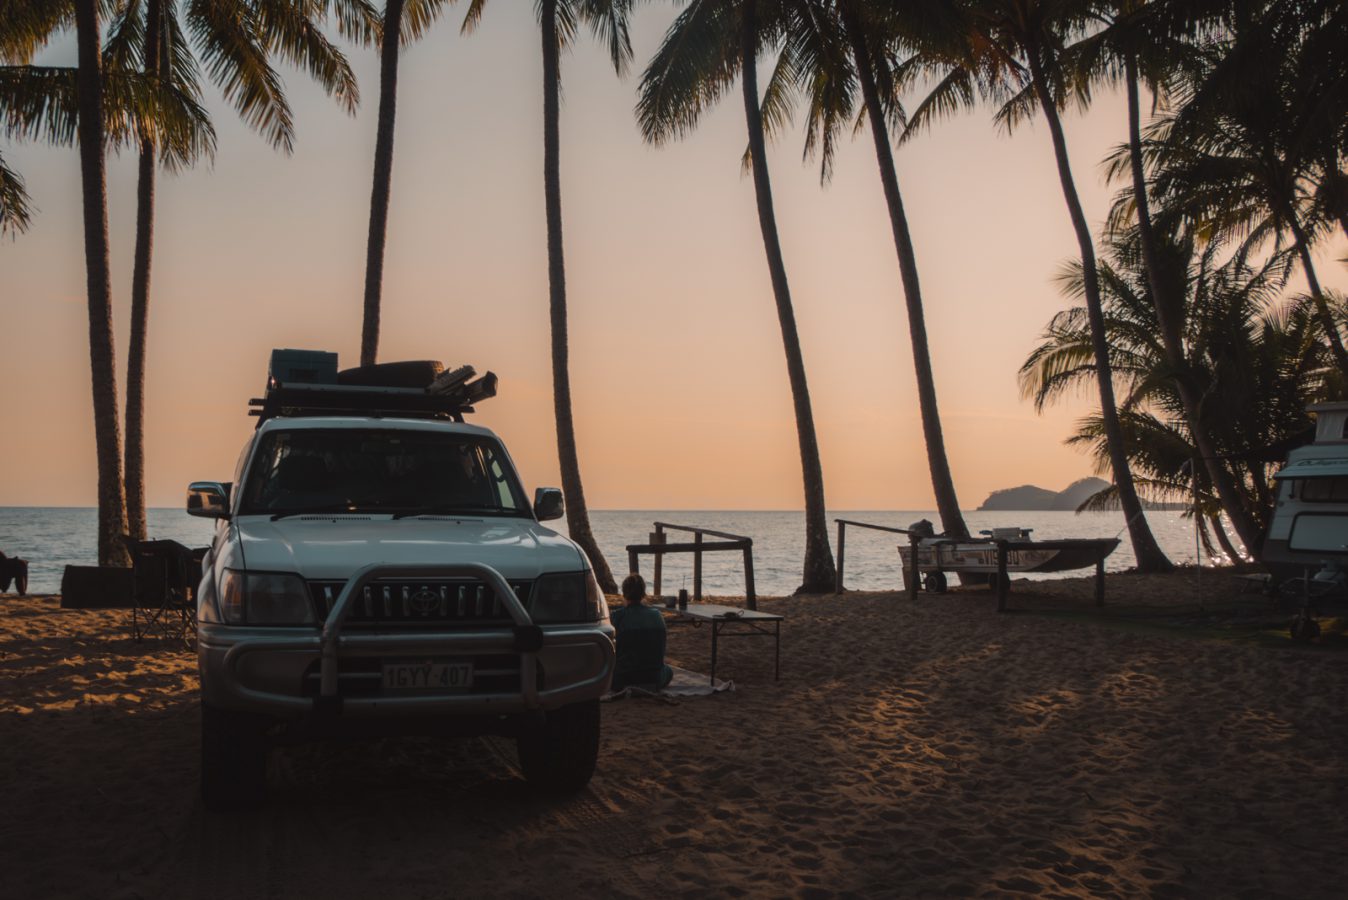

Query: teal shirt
[610,604,673,691]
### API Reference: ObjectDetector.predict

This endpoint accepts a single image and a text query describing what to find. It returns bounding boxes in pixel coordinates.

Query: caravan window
[1301,477,1348,503]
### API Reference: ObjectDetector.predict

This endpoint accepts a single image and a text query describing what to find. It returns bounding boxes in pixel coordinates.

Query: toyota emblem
[410,587,440,615]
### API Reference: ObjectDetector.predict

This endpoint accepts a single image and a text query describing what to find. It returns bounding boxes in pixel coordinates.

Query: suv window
[239,429,529,516]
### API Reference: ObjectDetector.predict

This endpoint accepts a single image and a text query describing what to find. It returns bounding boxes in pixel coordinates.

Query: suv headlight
[217,570,316,626]
[531,570,607,623]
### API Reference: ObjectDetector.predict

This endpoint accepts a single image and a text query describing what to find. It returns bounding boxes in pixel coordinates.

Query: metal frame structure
[626,521,757,610]
[249,384,478,427]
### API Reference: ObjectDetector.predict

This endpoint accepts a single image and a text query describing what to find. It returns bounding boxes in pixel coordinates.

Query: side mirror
[187,482,231,519]
[533,487,564,522]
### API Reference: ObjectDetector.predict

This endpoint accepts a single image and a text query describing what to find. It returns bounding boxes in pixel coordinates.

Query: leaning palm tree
[640,0,836,592]
[789,0,972,542]
[1066,0,1269,555]
[360,0,450,366]
[458,0,636,594]
[105,0,368,539]
[906,0,1173,571]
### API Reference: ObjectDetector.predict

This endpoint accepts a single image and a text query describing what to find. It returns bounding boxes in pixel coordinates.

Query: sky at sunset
[1,5,1345,512]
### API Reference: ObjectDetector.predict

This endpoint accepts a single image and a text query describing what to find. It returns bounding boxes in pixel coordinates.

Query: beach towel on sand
[603,665,734,701]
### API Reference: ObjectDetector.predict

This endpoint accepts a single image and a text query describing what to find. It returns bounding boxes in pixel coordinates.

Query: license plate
[382,661,473,691]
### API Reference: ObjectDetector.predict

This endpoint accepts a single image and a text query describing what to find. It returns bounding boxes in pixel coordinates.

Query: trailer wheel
[924,571,948,594]
[1290,613,1321,643]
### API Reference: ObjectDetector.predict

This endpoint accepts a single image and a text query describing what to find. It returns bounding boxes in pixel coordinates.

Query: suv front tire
[201,703,269,811]
[516,699,601,793]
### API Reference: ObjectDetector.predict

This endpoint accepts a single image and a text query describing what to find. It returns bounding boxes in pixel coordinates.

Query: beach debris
[0,550,29,596]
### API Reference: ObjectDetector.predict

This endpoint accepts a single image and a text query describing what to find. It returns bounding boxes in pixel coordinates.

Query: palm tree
[105,0,367,539]
[907,0,1173,571]
[794,0,972,542]
[72,0,130,566]
[459,0,637,594]
[361,0,450,366]
[1063,0,1268,555]
[1142,0,1348,376]
[1020,229,1333,545]
[639,0,836,593]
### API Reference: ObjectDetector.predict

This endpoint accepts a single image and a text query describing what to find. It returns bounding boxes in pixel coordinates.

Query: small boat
[896,526,1120,592]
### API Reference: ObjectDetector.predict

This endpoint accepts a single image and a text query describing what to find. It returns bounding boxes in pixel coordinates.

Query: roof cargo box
[269,349,338,389]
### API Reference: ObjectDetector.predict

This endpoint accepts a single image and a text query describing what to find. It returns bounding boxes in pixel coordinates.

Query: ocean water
[0,507,1207,596]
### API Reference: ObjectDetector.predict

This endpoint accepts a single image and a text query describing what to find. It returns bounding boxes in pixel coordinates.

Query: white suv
[187,380,614,810]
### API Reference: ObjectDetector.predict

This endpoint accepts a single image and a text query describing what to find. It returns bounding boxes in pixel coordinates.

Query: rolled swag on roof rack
[250,349,499,426]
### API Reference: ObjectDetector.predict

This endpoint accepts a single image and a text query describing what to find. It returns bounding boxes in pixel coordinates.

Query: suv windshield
[239,428,529,517]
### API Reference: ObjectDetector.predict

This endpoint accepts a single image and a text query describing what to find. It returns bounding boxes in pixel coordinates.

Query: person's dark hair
[621,573,646,605]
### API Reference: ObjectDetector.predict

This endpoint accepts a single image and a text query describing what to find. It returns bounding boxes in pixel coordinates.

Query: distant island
[978,478,1111,511]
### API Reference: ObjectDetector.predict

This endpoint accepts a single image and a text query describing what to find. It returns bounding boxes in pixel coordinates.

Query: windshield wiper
[391,506,515,519]
[269,506,362,521]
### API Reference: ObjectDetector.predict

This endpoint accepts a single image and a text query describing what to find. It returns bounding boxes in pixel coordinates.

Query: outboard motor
[908,519,936,539]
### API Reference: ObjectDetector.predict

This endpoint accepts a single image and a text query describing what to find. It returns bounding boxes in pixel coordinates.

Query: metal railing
[626,521,757,610]
[833,519,920,596]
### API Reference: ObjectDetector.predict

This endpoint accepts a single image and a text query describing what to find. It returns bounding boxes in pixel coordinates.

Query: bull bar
[208,562,613,715]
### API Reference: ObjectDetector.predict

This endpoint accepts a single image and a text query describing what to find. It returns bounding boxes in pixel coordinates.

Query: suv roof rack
[249,383,480,426]
[250,354,498,427]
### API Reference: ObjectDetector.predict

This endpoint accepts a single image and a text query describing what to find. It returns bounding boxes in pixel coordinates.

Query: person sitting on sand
[610,574,673,692]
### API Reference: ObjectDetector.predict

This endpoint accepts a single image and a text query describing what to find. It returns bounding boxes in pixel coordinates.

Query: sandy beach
[3,574,1347,899]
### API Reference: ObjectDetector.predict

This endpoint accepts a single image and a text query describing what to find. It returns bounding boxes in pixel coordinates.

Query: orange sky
[1,6,1345,510]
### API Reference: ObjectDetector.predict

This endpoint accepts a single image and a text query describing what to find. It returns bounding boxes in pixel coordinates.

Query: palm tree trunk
[1209,513,1241,564]
[741,0,835,593]
[1195,513,1215,560]
[1027,49,1170,572]
[843,4,968,541]
[1286,211,1348,376]
[125,0,164,543]
[74,0,130,567]
[541,0,616,593]
[360,0,406,368]
[1124,57,1261,557]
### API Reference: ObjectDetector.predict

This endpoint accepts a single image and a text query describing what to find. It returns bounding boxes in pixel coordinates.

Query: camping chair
[125,538,197,646]
[0,551,28,595]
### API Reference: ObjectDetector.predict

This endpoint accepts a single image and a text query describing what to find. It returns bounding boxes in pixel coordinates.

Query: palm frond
[459,0,488,34]
[636,0,740,146]
[402,0,450,44]
[186,0,295,152]
[0,0,71,63]
[577,0,636,76]
[330,0,382,45]
[255,0,360,115]
[0,149,32,236]
[900,62,975,143]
